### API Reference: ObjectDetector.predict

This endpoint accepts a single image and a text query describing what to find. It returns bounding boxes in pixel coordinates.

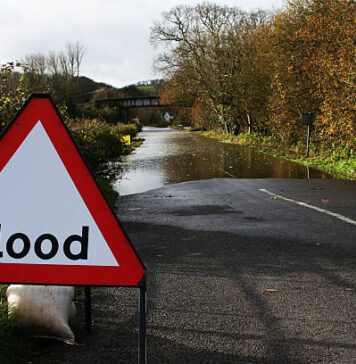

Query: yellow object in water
[121,135,131,145]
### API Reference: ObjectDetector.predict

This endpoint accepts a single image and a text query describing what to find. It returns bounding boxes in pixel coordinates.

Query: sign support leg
[306,124,310,157]
[138,283,147,364]
[85,286,92,333]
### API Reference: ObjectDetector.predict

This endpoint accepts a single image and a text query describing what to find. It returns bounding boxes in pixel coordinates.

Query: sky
[0,0,284,88]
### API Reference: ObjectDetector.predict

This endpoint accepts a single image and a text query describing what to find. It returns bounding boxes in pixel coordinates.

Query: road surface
[32,178,356,364]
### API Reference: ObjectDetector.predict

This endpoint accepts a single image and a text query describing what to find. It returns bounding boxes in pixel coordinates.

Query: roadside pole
[85,286,92,333]
[138,279,147,364]
[306,123,310,157]
[301,113,315,158]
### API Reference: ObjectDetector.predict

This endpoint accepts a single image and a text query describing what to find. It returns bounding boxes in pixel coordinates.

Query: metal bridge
[94,96,170,109]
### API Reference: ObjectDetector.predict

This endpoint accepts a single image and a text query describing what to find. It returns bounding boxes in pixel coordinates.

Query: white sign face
[0,121,119,266]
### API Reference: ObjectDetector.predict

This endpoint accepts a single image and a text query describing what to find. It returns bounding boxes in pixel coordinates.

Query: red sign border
[0,94,146,287]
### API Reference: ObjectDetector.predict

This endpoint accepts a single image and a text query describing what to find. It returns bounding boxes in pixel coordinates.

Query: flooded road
[115,127,331,195]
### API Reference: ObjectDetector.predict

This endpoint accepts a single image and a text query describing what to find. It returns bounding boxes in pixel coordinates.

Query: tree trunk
[247,113,251,134]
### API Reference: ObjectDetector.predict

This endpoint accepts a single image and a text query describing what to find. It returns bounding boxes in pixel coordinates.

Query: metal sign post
[138,279,147,364]
[85,286,92,333]
[301,113,316,158]
[306,123,311,158]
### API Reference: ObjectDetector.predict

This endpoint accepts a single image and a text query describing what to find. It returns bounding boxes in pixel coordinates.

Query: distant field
[136,85,157,95]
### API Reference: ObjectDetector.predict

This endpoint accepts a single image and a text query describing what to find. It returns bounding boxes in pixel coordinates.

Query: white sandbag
[6,285,76,344]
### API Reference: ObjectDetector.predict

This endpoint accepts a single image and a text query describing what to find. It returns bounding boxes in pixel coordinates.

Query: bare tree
[21,53,48,91]
[66,42,85,78]
[47,51,59,76]
[73,42,85,77]
[151,4,247,132]
[151,4,269,133]
[58,51,69,78]
[20,42,86,110]
[66,44,76,77]
[23,53,47,76]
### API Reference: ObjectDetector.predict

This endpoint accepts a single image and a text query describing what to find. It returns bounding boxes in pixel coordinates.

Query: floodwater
[115,127,331,195]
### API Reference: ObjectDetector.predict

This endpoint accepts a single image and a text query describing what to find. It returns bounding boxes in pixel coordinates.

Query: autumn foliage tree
[261,0,355,146]
[297,0,355,147]
[151,4,268,134]
[152,0,355,150]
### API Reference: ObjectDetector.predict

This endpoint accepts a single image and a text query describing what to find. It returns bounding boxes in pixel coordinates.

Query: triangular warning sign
[0,94,145,286]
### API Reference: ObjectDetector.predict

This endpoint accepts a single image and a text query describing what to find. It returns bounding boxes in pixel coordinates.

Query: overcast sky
[0,0,284,88]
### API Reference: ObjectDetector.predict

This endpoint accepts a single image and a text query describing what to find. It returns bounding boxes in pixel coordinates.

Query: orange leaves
[154,1,355,147]
[159,84,176,104]
[261,0,356,146]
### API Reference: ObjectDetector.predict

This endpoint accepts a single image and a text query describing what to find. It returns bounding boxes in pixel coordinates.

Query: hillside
[88,79,161,101]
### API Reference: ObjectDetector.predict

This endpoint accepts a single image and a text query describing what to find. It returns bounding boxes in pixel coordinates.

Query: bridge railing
[95,96,168,109]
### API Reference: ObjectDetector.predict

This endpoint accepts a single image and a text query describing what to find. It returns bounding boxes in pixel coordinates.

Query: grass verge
[0,285,35,364]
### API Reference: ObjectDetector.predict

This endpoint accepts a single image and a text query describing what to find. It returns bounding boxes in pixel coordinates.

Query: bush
[80,106,122,124]
[151,120,171,128]
[67,118,132,173]
[0,63,29,131]
[115,123,141,138]
[96,176,119,208]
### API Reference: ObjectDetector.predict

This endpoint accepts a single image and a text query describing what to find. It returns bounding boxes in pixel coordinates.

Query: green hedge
[67,118,137,172]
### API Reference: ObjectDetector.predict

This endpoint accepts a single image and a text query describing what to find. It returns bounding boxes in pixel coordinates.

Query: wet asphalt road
[31,178,355,364]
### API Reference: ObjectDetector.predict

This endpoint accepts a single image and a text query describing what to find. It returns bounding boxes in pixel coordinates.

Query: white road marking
[259,188,356,227]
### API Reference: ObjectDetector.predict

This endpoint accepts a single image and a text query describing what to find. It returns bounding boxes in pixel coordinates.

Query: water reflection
[115,127,331,195]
